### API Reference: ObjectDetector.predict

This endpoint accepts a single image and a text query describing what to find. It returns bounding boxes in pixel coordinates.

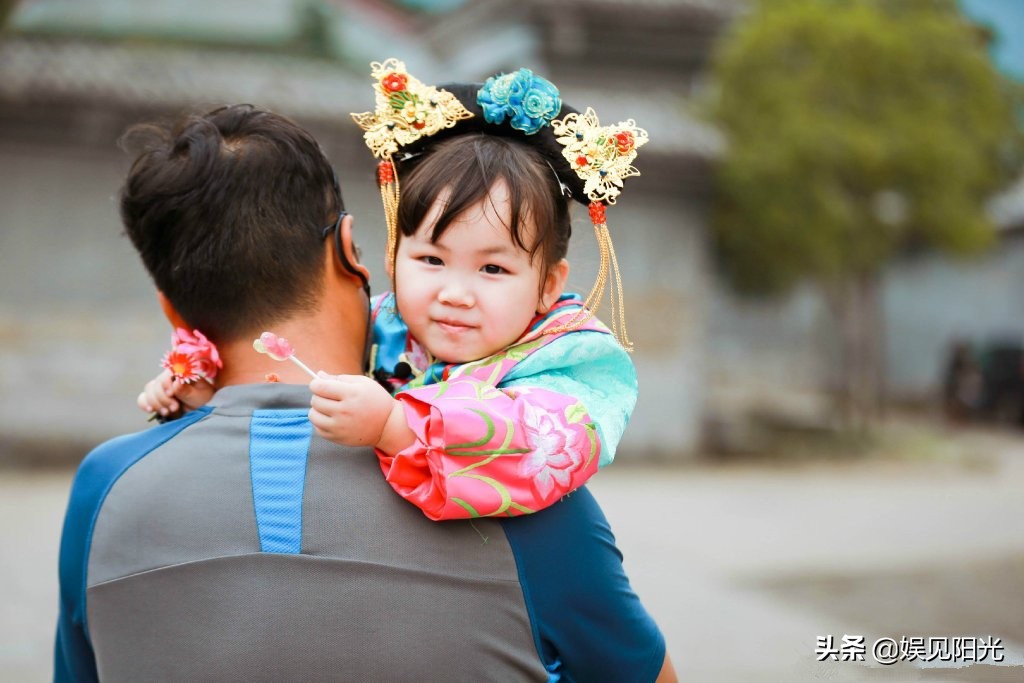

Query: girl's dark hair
[119,104,341,342]
[396,133,572,273]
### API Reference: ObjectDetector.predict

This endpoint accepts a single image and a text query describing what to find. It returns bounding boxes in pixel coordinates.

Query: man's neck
[214,314,368,387]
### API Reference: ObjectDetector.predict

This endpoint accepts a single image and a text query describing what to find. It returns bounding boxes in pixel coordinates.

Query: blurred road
[4,432,1024,682]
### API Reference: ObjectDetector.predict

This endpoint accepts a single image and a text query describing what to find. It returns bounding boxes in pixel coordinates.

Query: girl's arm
[378,331,637,520]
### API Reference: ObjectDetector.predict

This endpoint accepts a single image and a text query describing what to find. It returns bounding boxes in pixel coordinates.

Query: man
[55,104,675,682]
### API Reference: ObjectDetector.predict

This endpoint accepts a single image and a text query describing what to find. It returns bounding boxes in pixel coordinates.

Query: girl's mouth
[434,319,474,333]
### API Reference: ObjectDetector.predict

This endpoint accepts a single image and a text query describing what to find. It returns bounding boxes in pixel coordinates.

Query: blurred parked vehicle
[978,340,1024,425]
[944,338,1024,426]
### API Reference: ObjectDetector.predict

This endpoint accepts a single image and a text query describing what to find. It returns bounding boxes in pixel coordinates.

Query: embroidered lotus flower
[162,328,221,383]
[518,402,583,497]
[478,68,562,135]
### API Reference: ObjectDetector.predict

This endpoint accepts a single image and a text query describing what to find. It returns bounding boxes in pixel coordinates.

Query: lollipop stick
[289,355,318,380]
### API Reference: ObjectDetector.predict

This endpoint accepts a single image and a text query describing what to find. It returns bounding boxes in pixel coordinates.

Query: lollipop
[252,331,317,379]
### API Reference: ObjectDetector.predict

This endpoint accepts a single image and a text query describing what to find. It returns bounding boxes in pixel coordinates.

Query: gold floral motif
[552,108,649,205]
[350,58,473,160]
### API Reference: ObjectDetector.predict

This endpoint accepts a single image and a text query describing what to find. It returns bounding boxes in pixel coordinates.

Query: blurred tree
[0,0,15,30]
[294,1,337,59]
[708,0,1024,428]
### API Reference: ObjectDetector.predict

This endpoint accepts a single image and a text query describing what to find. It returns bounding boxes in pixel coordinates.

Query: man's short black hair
[119,104,341,342]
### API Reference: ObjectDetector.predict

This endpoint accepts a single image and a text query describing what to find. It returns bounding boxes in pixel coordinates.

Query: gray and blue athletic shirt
[55,384,665,682]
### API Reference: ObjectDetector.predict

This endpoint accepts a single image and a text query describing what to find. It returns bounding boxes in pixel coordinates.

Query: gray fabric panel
[204,383,311,415]
[88,410,261,585]
[302,435,519,581]
[87,552,547,682]
[86,384,545,681]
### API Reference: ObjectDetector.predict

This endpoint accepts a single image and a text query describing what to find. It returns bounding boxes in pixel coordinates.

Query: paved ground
[4,428,1024,682]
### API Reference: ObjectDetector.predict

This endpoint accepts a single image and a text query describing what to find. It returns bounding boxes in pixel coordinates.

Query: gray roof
[550,0,742,12]
[0,36,366,122]
[8,0,303,44]
[0,35,721,157]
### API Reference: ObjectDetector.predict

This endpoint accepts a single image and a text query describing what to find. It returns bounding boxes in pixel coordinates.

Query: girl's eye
[481,264,506,275]
[420,255,444,266]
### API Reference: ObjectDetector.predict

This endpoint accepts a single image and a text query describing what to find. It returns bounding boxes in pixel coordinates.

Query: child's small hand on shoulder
[137,369,215,418]
[309,372,415,453]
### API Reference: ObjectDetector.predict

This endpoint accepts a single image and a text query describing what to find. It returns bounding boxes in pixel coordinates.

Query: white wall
[0,141,165,446]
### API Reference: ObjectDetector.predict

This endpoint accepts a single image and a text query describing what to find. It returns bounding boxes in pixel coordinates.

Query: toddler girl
[140,60,647,521]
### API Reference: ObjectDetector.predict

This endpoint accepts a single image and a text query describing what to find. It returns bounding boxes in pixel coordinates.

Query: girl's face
[393,180,567,364]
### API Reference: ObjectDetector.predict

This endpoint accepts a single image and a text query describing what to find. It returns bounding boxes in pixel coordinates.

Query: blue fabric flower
[477,68,562,135]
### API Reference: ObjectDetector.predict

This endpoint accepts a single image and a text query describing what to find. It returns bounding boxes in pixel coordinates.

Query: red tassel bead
[377,160,395,185]
[588,201,606,225]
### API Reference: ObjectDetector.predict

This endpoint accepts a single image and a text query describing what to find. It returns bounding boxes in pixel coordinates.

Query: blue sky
[960,0,1024,80]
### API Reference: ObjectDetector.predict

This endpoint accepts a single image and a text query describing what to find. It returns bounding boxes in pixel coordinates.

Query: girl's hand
[309,373,414,452]
[137,369,215,418]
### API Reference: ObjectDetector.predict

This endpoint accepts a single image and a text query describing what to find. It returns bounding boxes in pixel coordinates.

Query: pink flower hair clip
[162,328,222,384]
[252,331,317,379]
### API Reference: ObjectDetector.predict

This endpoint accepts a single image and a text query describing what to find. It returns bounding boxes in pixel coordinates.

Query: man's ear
[537,258,570,314]
[157,291,189,330]
[336,213,371,285]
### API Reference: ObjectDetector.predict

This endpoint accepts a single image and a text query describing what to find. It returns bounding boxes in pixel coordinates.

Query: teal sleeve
[500,331,637,467]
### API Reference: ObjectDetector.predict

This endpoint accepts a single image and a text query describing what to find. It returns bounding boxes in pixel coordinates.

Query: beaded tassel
[549,203,632,352]
[377,159,400,271]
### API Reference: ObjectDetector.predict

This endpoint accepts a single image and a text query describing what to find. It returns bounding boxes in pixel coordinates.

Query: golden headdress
[351,58,648,350]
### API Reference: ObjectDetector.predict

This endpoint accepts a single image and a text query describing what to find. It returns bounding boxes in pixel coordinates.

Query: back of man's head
[120,104,339,342]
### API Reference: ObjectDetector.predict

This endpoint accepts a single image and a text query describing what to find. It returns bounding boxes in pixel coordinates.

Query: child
[139,59,648,521]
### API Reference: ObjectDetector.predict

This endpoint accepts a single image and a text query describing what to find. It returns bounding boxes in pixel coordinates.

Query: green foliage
[708,0,1022,295]
[0,0,16,31]
[294,1,337,59]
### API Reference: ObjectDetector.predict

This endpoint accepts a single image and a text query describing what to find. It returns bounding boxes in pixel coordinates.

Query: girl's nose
[438,279,474,307]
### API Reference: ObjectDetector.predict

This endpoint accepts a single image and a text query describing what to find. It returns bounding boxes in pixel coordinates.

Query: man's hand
[137,369,215,417]
[309,373,415,452]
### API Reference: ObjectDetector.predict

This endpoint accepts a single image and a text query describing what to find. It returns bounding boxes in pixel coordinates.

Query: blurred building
[0,0,736,462]
[7,0,1018,465]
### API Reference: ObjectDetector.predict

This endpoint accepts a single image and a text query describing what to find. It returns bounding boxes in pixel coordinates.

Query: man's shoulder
[71,410,210,507]
[498,487,618,570]
[504,484,604,523]
[497,488,666,681]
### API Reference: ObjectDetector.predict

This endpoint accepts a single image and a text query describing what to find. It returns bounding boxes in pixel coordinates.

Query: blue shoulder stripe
[55,409,210,682]
[248,409,312,554]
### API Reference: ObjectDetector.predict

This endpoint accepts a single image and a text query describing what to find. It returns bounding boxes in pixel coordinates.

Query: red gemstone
[615,131,635,154]
[588,202,606,225]
[381,72,408,93]
[576,155,588,167]
[377,160,395,185]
